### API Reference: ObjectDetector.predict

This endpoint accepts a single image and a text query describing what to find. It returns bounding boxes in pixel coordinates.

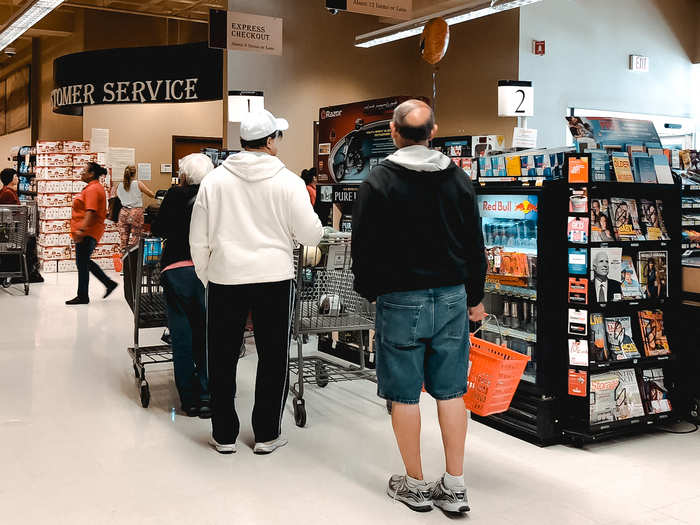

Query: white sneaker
[253,437,288,455]
[208,435,236,454]
[430,477,470,514]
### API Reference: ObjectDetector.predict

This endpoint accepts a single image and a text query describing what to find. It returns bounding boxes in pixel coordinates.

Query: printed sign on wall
[227,11,283,56]
[326,0,412,19]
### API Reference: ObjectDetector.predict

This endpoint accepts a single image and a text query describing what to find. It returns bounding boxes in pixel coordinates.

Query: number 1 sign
[498,80,534,117]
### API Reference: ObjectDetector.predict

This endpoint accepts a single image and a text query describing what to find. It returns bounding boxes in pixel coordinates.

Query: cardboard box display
[72,153,98,167]
[38,246,71,261]
[57,260,78,272]
[39,220,71,234]
[36,166,73,180]
[37,193,73,207]
[63,141,91,154]
[40,260,58,273]
[73,181,87,193]
[36,141,64,154]
[93,244,119,258]
[38,233,72,247]
[39,207,72,220]
[93,258,115,272]
[36,153,73,167]
[101,231,120,244]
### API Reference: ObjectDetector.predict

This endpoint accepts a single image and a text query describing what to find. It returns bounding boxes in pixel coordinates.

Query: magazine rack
[562,162,682,447]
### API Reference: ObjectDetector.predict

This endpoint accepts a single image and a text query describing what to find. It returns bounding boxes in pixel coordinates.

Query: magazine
[620,255,643,299]
[589,312,610,362]
[610,198,644,241]
[590,247,623,303]
[639,199,671,240]
[590,369,645,425]
[638,251,669,299]
[568,217,589,244]
[638,310,671,357]
[604,316,641,360]
[590,199,615,242]
[590,150,611,181]
[568,339,589,366]
[640,368,672,414]
[612,152,634,182]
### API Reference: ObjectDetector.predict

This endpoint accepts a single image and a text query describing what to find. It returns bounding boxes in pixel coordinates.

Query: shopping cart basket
[0,205,30,295]
[289,235,376,427]
[464,315,530,416]
[124,237,171,408]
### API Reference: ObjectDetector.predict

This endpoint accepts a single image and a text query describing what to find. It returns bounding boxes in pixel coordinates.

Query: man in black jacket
[151,153,214,418]
[352,100,486,515]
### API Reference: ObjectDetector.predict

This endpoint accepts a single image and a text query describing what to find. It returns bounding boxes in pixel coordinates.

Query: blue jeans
[161,267,209,407]
[75,236,115,299]
[375,285,469,405]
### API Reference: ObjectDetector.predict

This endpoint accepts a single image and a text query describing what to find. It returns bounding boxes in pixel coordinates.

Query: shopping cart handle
[470,314,504,340]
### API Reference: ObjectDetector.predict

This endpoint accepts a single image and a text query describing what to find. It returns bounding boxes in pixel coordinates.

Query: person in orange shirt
[301,168,317,206]
[0,168,21,204]
[66,162,118,305]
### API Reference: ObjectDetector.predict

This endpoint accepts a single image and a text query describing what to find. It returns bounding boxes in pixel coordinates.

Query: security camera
[326,8,339,15]
[4,47,16,56]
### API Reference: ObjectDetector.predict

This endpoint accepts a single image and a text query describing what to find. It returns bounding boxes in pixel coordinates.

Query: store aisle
[0,274,698,525]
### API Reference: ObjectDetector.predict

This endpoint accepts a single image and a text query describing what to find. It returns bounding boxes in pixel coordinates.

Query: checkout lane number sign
[498,80,534,117]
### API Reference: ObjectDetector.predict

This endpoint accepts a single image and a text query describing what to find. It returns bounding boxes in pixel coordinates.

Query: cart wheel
[315,362,329,388]
[24,284,29,295]
[294,398,307,428]
[386,400,393,415]
[1,278,10,289]
[140,382,150,408]
[239,342,247,359]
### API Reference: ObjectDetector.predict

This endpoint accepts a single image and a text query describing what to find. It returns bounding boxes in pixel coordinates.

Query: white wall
[519,0,696,148]
[0,128,31,170]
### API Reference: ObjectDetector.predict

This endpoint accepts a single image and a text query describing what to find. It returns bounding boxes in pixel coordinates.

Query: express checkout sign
[51,42,223,116]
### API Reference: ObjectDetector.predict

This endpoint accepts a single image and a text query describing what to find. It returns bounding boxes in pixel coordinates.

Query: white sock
[406,475,426,487]
[443,472,465,489]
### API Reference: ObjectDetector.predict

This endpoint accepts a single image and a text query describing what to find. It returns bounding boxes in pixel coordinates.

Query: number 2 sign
[498,80,534,117]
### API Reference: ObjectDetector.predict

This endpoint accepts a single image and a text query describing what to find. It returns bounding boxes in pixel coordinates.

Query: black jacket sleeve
[151,189,175,239]
[351,181,379,301]
[464,184,487,307]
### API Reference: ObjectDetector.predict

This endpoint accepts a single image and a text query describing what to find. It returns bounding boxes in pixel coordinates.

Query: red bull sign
[478,194,539,220]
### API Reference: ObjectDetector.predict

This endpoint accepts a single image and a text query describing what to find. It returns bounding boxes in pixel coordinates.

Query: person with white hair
[152,153,215,418]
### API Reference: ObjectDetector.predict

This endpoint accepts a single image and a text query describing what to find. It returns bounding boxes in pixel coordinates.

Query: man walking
[190,110,323,455]
[352,100,487,514]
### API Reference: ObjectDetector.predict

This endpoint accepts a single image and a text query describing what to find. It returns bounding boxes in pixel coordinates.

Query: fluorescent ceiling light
[355,0,543,48]
[0,0,65,52]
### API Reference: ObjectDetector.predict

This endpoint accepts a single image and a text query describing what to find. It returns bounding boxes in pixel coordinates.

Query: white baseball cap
[240,109,289,141]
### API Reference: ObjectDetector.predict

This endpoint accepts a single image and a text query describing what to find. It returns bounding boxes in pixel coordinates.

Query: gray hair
[179,153,215,185]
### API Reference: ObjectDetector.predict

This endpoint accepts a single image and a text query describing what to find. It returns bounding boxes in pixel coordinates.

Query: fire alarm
[533,40,545,56]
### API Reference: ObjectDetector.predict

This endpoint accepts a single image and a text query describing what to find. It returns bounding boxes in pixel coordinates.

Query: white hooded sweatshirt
[189,151,323,286]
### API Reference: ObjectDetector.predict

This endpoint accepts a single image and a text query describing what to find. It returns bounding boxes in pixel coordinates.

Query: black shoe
[198,402,212,420]
[66,297,89,305]
[182,404,200,417]
[103,281,118,299]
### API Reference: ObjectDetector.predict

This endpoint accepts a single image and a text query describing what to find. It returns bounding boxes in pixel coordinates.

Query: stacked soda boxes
[36,141,117,273]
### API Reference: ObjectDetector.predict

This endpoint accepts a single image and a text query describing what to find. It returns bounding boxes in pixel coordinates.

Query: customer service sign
[227,11,283,56]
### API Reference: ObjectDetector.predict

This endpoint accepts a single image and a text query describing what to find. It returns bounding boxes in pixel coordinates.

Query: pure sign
[497,80,534,118]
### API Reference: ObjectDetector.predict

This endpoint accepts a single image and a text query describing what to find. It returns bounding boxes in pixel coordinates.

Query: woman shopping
[116,166,155,255]
[151,154,214,417]
[66,162,118,305]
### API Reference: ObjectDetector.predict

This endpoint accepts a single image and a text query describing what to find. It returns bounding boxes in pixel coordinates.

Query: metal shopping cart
[124,237,171,408]
[0,205,29,295]
[289,235,376,427]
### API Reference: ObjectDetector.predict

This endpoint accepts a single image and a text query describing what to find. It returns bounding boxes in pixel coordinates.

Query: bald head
[391,99,437,147]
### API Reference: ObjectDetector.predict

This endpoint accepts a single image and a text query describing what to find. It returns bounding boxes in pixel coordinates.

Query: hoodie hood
[386,145,452,172]
[223,150,286,182]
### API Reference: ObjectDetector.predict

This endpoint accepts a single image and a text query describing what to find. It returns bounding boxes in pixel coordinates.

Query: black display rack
[561,173,683,447]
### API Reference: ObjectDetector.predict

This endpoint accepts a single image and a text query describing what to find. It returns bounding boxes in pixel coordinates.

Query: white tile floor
[1,273,699,524]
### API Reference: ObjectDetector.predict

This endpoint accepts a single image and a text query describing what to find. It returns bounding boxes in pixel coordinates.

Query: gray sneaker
[387,475,433,513]
[430,477,470,514]
[253,437,288,455]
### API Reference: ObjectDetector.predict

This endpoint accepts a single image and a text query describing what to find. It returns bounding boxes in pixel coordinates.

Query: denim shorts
[375,285,469,405]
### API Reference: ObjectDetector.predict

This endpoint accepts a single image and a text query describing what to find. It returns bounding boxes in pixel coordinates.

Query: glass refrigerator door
[477,194,539,383]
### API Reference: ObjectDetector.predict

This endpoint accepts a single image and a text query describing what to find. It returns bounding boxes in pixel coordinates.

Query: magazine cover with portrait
[604,316,641,360]
[590,247,623,303]
[640,368,672,414]
[610,198,644,241]
[590,198,615,242]
[590,369,645,425]
[638,251,668,299]
[639,199,670,240]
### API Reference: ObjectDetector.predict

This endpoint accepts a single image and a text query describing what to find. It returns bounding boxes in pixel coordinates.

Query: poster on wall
[316,96,428,184]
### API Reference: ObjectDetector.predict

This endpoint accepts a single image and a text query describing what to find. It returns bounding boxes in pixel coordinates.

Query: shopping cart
[0,205,29,295]
[124,237,171,408]
[290,235,376,427]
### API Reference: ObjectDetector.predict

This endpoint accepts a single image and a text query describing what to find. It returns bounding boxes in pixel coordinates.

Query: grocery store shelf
[587,354,674,372]
[484,282,537,300]
[482,323,537,343]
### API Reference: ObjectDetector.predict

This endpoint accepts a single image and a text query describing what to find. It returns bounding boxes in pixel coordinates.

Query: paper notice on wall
[90,128,110,153]
[108,147,135,182]
[512,127,538,149]
[137,163,152,181]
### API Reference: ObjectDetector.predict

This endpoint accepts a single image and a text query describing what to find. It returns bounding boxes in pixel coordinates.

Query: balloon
[420,18,450,65]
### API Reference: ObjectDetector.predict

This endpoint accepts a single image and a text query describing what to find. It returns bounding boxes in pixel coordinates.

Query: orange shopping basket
[463,315,530,417]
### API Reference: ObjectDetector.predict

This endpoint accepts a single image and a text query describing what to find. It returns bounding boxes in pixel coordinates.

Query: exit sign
[629,55,649,72]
